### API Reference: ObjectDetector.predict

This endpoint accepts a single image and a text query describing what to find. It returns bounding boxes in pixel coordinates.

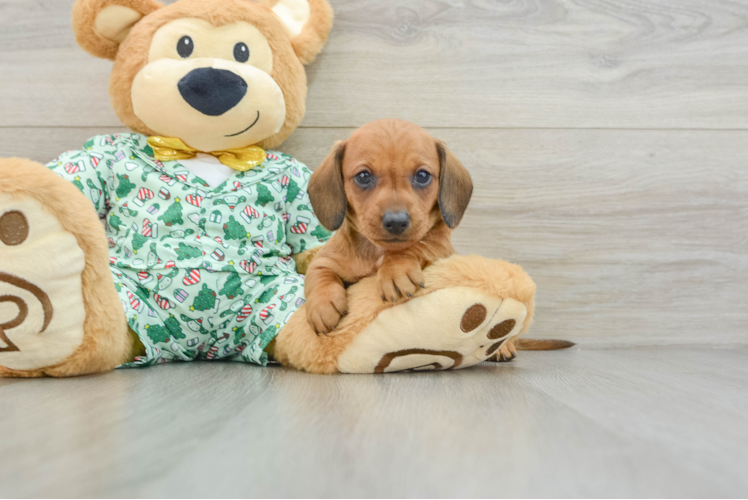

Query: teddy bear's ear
[261,0,334,65]
[72,0,163,60]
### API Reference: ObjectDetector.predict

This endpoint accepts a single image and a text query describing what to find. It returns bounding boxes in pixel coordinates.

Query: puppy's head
[309,119,473,249]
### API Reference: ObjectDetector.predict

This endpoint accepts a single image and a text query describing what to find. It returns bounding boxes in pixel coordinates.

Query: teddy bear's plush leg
[0,159,132,377]
[273,254,536,374]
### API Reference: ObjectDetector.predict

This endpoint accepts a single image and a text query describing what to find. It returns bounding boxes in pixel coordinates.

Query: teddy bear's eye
[177,36,194,58]
[234,42,250,63]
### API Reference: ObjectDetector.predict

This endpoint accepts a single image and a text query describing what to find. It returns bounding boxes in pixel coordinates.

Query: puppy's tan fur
[305,119,473,335]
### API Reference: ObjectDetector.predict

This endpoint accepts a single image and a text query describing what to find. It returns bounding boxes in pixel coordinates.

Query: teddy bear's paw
[0,193,88,374]
[336,287,526,374]
[461,298,527,368]
[463,297,526,366]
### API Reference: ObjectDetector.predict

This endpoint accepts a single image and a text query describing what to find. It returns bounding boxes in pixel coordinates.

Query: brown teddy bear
[0,0,540,377]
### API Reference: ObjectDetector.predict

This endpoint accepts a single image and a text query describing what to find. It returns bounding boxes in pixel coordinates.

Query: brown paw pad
[375,349,463,373]
[488,319,516,339]
[0,211,29,246]
[0,273,55,353]
[460,303,487,332]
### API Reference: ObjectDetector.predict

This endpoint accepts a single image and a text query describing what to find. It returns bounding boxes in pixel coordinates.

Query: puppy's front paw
[489,337,518,362]
[305,283,348,335]
[377,255,425,302]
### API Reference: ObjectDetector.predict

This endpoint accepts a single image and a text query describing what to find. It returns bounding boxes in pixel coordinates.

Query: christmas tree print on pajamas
[47,134,332,367]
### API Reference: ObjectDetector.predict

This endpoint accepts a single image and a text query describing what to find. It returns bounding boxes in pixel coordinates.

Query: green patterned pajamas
[47,134,331,367]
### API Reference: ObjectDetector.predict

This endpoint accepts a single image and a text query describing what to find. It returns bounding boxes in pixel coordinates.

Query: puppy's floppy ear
[437,140,473,229]
[309,141,347,231]
[72,0,163,60]
[260,0,334,64]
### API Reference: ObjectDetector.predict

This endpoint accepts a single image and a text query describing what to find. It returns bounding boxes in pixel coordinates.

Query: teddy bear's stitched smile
[225,111,261,138]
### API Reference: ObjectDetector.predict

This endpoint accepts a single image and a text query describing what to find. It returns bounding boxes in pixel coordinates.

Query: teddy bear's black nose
[178,68,248,116]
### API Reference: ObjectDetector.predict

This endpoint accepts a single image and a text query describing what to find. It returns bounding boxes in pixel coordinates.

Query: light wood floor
[1,0,747,497]
[2,347,748,498]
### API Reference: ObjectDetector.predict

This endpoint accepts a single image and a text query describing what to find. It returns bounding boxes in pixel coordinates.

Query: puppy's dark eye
[354,171,374,188]
[177,36,194,58]
[234,42,250,63]
[413,169,433,188]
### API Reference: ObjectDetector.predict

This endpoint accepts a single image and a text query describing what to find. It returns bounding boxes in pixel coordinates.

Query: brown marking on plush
[374,349,463,373]
[460,303,487,332]
[486,341,502,357]
[487,319,516,340]
[0,296,27,353]
[0,159,131,378]
[0,273,54,333]
[304,119,469,335]
[73,0,333,150]
[0,328,20,353]
[0,296,29,331]
[0,210,29,246]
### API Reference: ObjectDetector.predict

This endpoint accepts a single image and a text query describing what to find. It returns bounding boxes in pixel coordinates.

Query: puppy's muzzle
[382,211,410,235]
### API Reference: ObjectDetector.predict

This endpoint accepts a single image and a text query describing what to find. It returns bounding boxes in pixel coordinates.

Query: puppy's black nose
[178,68,247,116]
[382,211,410,235]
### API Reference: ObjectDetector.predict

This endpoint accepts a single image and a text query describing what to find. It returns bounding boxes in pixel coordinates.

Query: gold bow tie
[147,137,266,172]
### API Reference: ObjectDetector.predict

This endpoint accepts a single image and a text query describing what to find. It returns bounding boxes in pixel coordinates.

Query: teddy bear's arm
[45,136,116,219]
[283,161,334,256]
[291,245,324,275]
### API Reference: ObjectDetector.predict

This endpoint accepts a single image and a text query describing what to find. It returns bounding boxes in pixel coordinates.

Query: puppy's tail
[515,339,575,351]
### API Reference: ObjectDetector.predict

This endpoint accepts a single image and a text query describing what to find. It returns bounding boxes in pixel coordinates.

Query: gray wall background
[1,0,747,346]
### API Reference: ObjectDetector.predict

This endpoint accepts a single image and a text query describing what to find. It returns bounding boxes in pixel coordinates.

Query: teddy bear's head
[72,0,333,152]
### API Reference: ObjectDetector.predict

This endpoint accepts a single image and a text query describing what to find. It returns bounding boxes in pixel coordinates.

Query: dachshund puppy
[305,119,472,335]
